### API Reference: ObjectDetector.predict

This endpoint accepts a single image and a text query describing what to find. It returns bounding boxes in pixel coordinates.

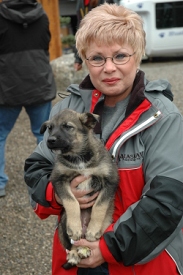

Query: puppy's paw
[85,230,102,241]
[77,246,91,259]
[67,250,80,266]
[67,226,82,241]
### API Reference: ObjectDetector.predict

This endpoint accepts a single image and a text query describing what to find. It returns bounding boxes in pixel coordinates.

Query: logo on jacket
[118,151,144,162]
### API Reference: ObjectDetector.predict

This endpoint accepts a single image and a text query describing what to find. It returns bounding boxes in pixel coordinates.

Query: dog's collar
[63,151,94,164]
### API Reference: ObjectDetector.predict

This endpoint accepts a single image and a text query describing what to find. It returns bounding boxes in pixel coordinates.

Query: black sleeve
[24,152,54,207]
[103,176,183,265]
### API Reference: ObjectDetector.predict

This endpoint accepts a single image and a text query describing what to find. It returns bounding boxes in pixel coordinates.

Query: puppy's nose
[47,136,57,144]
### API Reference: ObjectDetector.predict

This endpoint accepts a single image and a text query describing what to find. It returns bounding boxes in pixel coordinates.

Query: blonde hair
[75,3,146,65]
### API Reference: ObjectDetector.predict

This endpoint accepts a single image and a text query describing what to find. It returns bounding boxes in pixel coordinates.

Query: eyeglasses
[86,52,136,67]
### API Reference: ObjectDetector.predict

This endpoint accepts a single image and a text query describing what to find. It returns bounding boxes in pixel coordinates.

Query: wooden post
[39,0,62,60]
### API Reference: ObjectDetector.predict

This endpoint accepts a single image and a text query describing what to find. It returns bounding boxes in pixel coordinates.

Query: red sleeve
[34,182,62,219]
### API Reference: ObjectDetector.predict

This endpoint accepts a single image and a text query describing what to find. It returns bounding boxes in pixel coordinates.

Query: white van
[119,0,183,58]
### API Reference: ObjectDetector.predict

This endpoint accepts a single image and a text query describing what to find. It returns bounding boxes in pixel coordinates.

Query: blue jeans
[0,102,51,189]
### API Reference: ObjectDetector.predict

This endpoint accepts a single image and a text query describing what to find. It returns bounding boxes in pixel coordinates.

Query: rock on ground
[50,53,88,92]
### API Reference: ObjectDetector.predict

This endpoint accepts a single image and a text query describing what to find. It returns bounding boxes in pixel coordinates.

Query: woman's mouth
[102,78,120,85]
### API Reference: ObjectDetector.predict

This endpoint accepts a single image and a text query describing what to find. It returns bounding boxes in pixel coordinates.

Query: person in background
[24,3,183,275]
[74,0,114,71]
[0,0,56,197]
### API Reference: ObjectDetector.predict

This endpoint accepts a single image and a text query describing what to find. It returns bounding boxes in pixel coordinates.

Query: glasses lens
[113,53,130,65]
[88,55,104,66]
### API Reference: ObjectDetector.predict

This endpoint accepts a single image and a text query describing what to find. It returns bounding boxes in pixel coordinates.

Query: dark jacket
[24,71,183,275]
[0,0,56,106]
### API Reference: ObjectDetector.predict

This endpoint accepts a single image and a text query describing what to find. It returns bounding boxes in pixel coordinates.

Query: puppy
[40,109,119,269]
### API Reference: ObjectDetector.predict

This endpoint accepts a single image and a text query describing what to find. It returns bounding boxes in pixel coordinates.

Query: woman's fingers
[70,175,88,188]
[70,175,99,208]
[78,192,99,209]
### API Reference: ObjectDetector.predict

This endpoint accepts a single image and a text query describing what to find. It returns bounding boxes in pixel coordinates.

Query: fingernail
[70,239,75,244]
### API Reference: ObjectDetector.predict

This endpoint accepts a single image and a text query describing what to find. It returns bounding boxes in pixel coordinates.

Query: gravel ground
[0,57,183,275]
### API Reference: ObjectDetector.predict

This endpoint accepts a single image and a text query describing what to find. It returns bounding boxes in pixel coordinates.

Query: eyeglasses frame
[85,52,136,67]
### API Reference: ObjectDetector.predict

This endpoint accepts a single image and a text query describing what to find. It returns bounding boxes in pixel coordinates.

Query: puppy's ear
[40,121,50,134]
[79,113,100,129]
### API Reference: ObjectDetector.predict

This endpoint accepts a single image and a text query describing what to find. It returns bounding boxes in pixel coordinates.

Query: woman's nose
[103,57,116,72]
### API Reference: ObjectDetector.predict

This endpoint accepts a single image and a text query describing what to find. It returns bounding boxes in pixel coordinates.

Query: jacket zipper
[112,111,161,158]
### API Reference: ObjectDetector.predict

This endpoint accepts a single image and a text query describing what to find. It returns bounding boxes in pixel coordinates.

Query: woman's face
[85,42,138,106]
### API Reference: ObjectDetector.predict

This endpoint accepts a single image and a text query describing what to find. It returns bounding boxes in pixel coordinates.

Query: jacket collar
[125,70,146,117]
[79,74,95,90]
[67,70,173,116]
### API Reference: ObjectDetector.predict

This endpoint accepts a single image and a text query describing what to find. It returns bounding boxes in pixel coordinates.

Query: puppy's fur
[40,109,119,269]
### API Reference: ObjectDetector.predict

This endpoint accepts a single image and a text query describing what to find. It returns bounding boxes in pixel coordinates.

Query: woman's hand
[73,239,105,268]
[54,175,99,209]
[70,175,99,209]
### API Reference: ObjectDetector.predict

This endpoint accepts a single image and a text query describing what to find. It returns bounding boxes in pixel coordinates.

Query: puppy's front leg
[66,244,80,266]
[85,190,113,241]
[61,184,82,241]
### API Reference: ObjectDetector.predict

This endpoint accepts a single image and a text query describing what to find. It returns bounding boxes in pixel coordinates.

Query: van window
[156,1,183,29]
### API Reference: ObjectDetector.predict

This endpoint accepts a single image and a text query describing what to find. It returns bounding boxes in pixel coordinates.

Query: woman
[24,3,183,275]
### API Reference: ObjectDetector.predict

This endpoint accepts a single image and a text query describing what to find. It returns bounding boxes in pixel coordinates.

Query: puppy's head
[40,109,99,154]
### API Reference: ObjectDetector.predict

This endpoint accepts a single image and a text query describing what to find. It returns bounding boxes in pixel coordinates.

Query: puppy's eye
[63,123,74,130]
[47,125,53,131]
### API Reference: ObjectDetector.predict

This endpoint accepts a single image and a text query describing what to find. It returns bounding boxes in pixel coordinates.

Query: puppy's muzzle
[47,136,57,147]
[47,136,71,153]
[47,136,57,143]
[47,136,63,151]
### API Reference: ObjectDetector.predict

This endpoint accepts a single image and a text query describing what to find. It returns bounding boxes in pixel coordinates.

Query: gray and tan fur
[40,109,119,269]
